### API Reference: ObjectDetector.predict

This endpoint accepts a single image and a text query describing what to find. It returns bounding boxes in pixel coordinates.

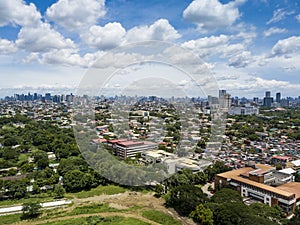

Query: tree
[295,173,300,182]
[154,184,165,197]
[32,150,49,169]
[21,202,41,220]
[63,170,93,192]
[53,184,65,198]
[57,157,88,176]
[32,184,40,194]
[3,137,18,146]
[204,161,230,181]
[166,185,207,216]
[275,164,283,170]
[213,202,275,225]
[287,206,300,225]
[211,188,242,203]
[21,163,34,173]
[5,180,27,199]
[190,204,214,225]
[249,202,285,223]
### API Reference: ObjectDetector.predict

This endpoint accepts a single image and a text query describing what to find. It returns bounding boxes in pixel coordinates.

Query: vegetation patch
[141,209,181,225]
[0,213,21,225]
[73,185,127,199]
[68,203,119,215]
[40,216,150,225]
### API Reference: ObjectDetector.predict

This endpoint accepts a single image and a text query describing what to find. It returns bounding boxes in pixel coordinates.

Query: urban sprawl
[1,90,300,221]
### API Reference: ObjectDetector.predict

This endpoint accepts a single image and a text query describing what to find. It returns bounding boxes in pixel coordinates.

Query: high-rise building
[208,95,219,105]
[219,90,226,98]
[263,91,273,107]
[218,90,231,109]
[253,97,259,103]
[45,93,51,101]
[276,92,281,103]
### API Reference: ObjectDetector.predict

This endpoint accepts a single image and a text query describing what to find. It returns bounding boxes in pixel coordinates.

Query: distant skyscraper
[276,92,281,103]
[263,91,273,107]
[219,90,226,98]
[218,90,230,109]
[45,93,51,101]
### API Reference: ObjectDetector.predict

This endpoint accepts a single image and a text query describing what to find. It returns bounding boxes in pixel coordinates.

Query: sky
[0,0,300,98]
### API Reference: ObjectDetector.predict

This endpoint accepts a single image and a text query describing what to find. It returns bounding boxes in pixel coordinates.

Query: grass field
[0,213,21,225]
[0,194,54,207]
[68,203,120,215]
[70,185,127,199]
[0,185,182,225]
[39,216,151,225]
[142,210,182,225]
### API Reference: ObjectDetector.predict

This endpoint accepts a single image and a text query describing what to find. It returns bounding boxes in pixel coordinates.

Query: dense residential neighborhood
[0,91,300,224]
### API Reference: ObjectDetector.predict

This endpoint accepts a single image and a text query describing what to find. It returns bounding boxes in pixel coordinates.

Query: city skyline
[0,0,300,97]
[3,90,300,102]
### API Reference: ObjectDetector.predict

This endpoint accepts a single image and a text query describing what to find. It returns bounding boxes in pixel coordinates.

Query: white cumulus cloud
[183,0,245,31]
[81,22,126,49]
[0,0,41,27]
[16,23,76,52]
[271,36,300,57]
[46,0,106,31]
[0,39,17,54]
[125,19,181,42]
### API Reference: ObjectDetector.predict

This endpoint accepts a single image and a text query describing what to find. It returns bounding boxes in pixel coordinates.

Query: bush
[21,201,42,220]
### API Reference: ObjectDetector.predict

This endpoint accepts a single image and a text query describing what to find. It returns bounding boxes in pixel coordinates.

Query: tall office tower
[253,97,259,103]
[276,92,281,103]
[219,90,226,98]
[222,93,231,109]
[45,93,51,101]
[208,95,219,105]
[263,91,273,107]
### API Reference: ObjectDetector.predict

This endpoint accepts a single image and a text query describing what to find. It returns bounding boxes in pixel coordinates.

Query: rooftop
[232,176,294,198]
[277,182,300,200]
[216,164,294,198]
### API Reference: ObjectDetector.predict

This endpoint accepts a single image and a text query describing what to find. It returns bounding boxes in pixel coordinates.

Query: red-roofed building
[112,140,157,159]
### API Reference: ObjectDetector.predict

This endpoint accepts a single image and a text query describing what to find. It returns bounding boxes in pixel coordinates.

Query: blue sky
[0,0,300,98]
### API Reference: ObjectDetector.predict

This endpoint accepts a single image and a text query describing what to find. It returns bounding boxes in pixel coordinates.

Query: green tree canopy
[166,185,207,216]
[63,169,93,192]
[21,201,41,220]
[211,188,243,203]
[190,204,214,225]
[32,150,49,169]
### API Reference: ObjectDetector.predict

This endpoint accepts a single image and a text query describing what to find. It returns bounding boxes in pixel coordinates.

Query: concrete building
[276,92,281,103]
[110,140,157,159]
[163,157,211,174]
[215,164,300,215]
[141,149,212,174]
[286,159,300,171]
[228,106,259,116]
[141,150,175,163]
[263,91,273,107]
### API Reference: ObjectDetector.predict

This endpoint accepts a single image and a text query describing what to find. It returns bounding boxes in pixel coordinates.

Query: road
[201,182,215,198]
[0,200,72,215]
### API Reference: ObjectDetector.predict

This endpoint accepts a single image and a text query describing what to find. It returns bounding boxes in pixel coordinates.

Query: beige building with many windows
[215,164,300,215]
